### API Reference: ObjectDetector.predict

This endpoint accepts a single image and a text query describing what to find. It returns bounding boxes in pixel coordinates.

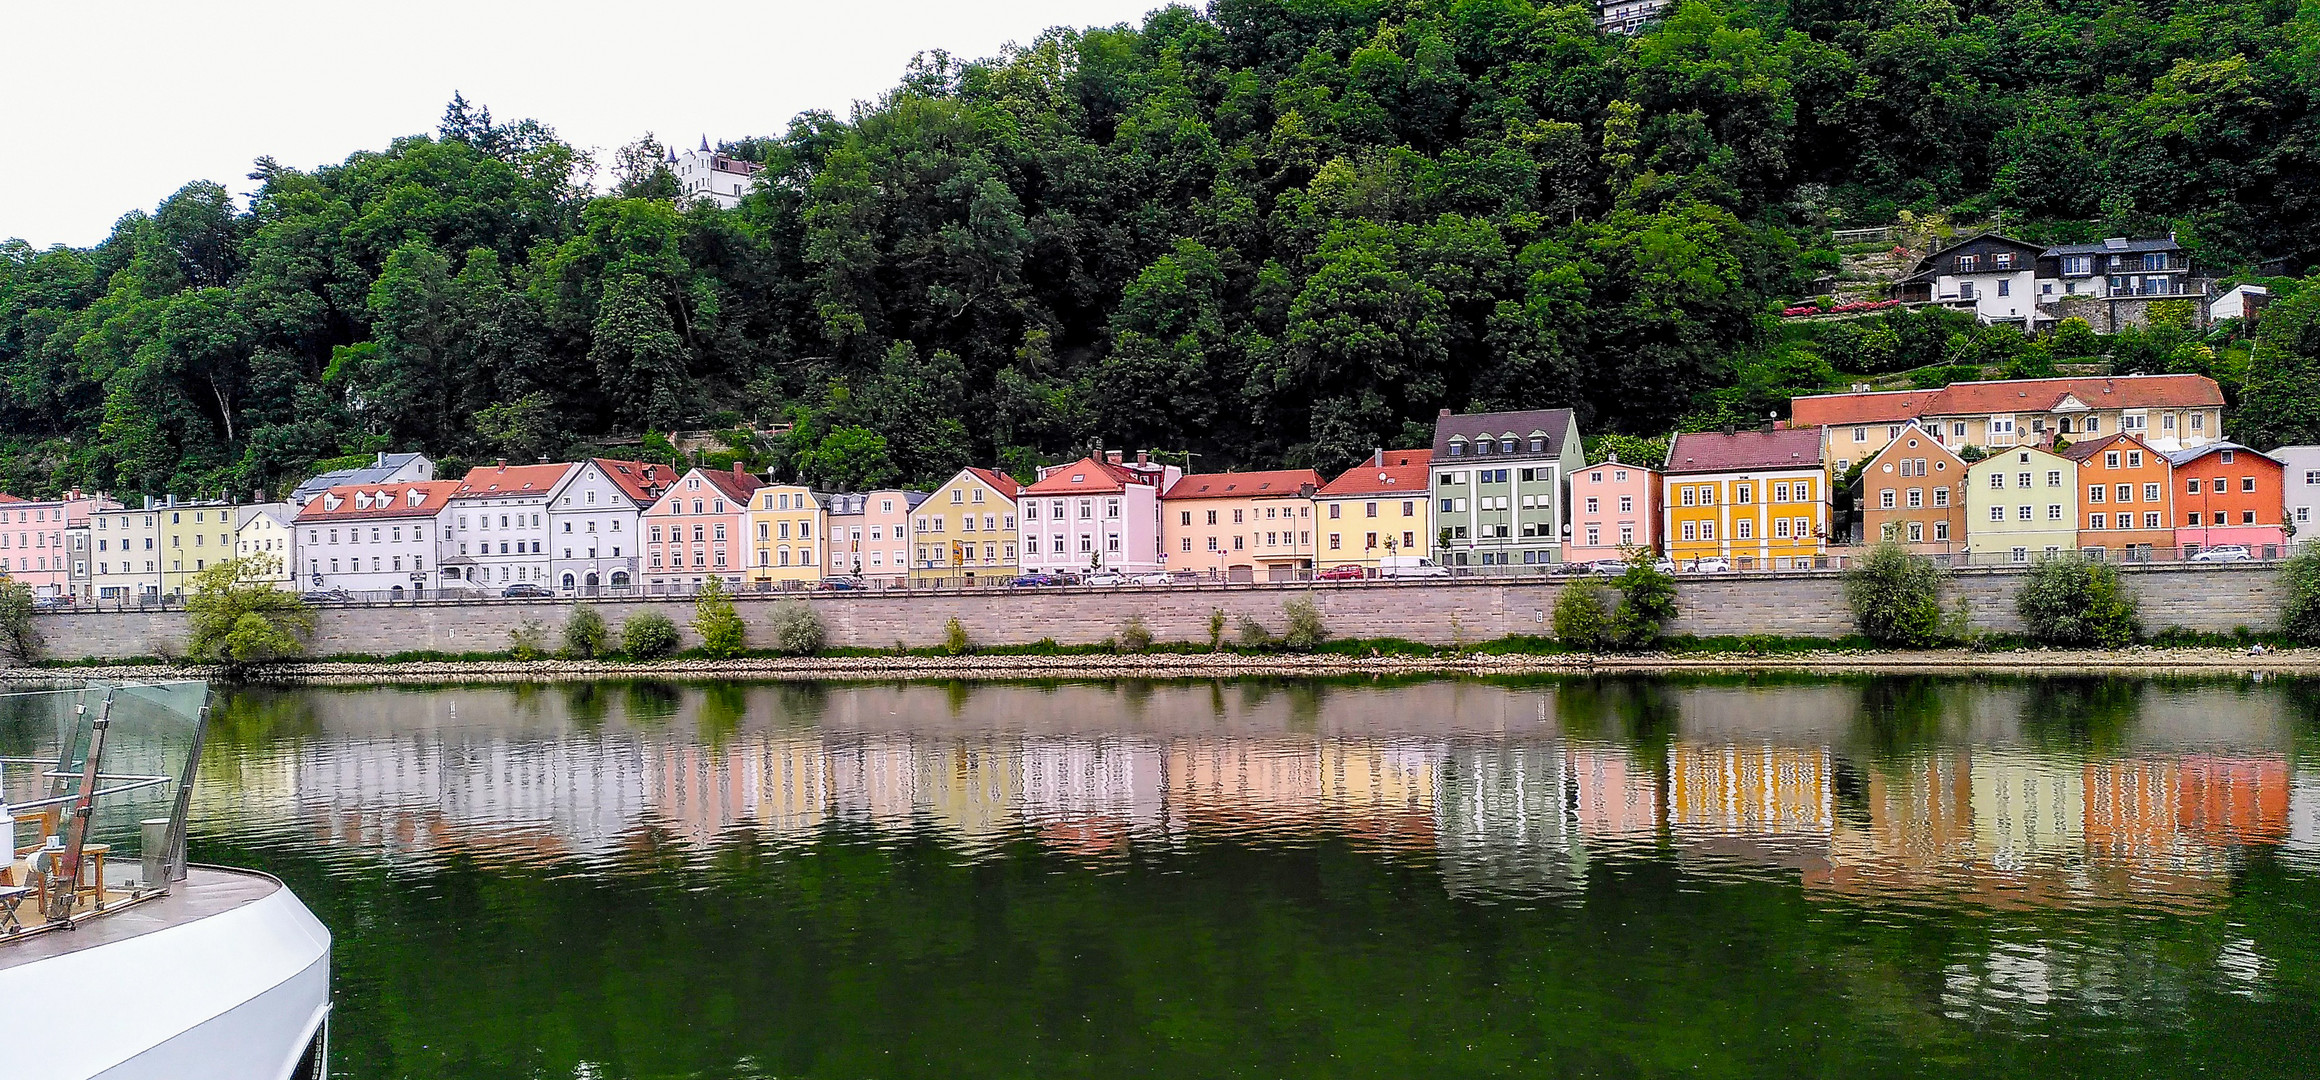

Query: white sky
[3,0,1170,249]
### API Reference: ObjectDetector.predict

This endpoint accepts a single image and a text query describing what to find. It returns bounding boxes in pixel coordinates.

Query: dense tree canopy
[6,0,2320,496]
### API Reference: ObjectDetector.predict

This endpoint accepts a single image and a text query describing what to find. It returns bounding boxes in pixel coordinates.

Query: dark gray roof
[289,453,431,501]
[1430,408,1579,460]
[2042,237,2184,256]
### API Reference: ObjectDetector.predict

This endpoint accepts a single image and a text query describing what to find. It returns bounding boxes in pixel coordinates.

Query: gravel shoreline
[5,646,2316,686]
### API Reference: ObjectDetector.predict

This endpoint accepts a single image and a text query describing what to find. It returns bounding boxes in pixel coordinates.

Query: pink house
[1018,452,1183,575]
[824,489,929,583]
[1565,455,1663,562]
[642,463,767,592]
[0,492,108,597]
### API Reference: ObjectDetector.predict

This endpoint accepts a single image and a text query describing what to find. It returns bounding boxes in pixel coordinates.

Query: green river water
[183,674,2320,1079]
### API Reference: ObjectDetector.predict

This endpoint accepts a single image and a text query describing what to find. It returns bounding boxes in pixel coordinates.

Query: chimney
[733,461,747,479]
[1372,448,1384,467]
[1439,408,1452,418]
[1136,450,1149,466]
[375,451,388,467]
[1107,450,1123,464]
[495,458,507,469]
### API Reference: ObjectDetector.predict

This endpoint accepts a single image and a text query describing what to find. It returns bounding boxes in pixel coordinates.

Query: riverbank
[8,644,2317,686]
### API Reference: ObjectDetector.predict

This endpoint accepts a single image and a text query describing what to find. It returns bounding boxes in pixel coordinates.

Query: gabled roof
[1318,450,1433,497]
[2163,441,2279,468]
[587,458,680,507]
[0,494,22,504]
[290,452,432,500]
[960,467,1022,499]
[1864,423,1964,463]
[1929,375,2222,415]
[1023,456,1140,496]
[1898,231,2048,281]
[293,481,462,522]
[1162,469,1324,500]
[696,466,768,505]
[453,462,576,500]
[1430,408,1578,459]
[1786,389,1939,429]
[236,503,298,530]
[1664,428,1824,474]
[2057,432,2154,464]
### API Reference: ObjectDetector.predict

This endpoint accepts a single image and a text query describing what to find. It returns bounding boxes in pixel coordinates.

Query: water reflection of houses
[2291,770,2320,854]
[289,734,651,864]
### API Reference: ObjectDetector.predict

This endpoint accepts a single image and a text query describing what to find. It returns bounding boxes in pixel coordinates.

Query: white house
[1894,233,2048,326]
[2274,446,2320,543]
[89,503,163,600]
[234,503,299,588]
[442,462,572,592]
[673,137,763,210]
[2210,283,2271,322]
[544,458,678,593]
[295,481,461,596]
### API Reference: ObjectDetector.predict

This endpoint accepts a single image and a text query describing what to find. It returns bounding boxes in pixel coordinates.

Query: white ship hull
[0,867,331,1080]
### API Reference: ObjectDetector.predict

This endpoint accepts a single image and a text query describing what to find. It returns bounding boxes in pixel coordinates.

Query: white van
[1377,555,1453,579]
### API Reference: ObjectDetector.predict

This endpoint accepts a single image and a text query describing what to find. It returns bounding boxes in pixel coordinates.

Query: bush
[1118,615,1154,653]
[508,620,548,660]
[1282,598,1327,651]
[943,616,971,655]
[1553,582,1617,651]
[1237,614,1272,647]
[0,574,42,665]
[2279,545,2320,644]
[693,577,747,658]
[564,605,608,658]
[1208,608,1226,651]
[621,612,682,660]
[1610,550,1678,648]
[1844,542,1950,647]
[2015,557,2140,648]
[183,556,312,672]
[769,600,826,656]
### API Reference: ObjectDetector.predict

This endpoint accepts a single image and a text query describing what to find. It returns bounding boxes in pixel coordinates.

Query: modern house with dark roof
[289,452,434,506]
[1662,427,1828,569]
[1892,232,2208,331]
[1893,232,2051,327]
[1428,407,1586,568]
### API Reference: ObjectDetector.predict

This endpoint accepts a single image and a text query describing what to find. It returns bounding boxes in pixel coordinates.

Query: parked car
[1377,555,1452,579]
[1588,560,1630,576]
[1082,571,1128,587]
[1009,573,1062,587]
[299,589,353,604]
[501,583,556,598]
[1687,557,1732,573]
[1128,572,1176,586]
[1652,559,1677,575]
[1316,564,1368,581]
[820,575,865,591]
[31,595,75,612]
[2189,545,2254,563]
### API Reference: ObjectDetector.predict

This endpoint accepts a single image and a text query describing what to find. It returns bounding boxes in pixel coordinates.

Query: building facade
[673,138,763,210]
[2166,443,2287,558]
[1893,232,2049,326]
[1019,453,1182,576]
[0,494,99,596]
[1963,447,2079,564]
[746,484,826,588]
[545,458,675,594]
[1160,470,1323,581]
[1856,425,1967,558]
[1316,450,1432,572]
[295,482,461,595]
[824,490,926,582]
[2060,434,2175,562]
[1662,429,1828,569]
[157,500,239,595]
[444,462,572,592]
[2274,446,2320,542]
[1564,455,1661,562]
[234,503,300,587]
[89,503,163,600]
[1429,408,1585,569]
[642,465,766,592]
[910,468,1022,585]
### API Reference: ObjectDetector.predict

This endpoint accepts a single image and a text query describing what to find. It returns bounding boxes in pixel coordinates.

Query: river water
[185,675,2320,1079]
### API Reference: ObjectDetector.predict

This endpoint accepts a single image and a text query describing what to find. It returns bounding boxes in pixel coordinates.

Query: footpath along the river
[5,646,2318,686]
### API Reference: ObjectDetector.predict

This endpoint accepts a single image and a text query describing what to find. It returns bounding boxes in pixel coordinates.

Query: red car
[1316,564,1369,581]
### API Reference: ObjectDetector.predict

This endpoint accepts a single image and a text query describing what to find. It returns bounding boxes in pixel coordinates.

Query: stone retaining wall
[18,563,2285,662]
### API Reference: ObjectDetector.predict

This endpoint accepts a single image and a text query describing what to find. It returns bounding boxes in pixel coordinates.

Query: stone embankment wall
[19,564,2284,663]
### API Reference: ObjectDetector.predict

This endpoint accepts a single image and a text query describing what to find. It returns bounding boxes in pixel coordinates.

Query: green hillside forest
[8,0,2320,499]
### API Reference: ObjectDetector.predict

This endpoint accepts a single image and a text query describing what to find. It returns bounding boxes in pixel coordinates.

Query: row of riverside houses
[11,374,2320,603]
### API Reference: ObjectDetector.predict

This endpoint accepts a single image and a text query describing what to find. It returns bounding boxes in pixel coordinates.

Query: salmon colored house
[1160,469,1324,581]
[1565,455,1662,562]
[642,463,767,591]
[2166,442,2287,557]
[2060,433,2175,562]
[1856,423,1967,557]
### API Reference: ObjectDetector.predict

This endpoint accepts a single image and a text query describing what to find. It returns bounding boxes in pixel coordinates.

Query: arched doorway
[390,585,404,599]
[609,571,629,589]
[584,572,600,596]
[561,573,576,590]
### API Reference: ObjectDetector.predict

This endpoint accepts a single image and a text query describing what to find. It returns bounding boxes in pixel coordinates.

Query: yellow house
[157,499,239,595]
[1662,428,1828,569]
[746,484,826,588]
[1314,451,1431,572]
[910,467,1021,585]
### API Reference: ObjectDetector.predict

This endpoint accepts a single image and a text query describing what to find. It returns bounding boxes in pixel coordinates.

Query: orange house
[2166,442,2288,557]
[2061,433,2175,562]
[1855,423,1966,557]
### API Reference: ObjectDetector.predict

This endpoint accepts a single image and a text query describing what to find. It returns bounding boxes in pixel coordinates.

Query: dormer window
[1529,436,1545,452]
[1500,437,1516,453]
[1448,439,1467,458]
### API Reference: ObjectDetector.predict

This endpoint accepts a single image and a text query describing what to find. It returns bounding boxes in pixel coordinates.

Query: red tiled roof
[697,466,768,505]
[960,466,1023,499]
[592,458,679,506]
[2056,432,2148,463]
[1318,450,1433,497]
[1789,375,2223,429]
[0,494,22,504]
[453,462,575,498]
[1665,429,1825,474]
[1162,469,1324,500]
[1022,456,1138,496]
[293,480,463,522]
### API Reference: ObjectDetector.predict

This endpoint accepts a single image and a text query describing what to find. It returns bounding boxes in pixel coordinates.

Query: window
[2089,513,2107,530]
[2214,478,2228,494]
[2116,484,2132,504]
[2244,477,2258,493]
[1682,522,1697,541]
[1957,254,1980,272]
[1328,504,1341,520]
[1700,522,1716,541]
[2047,505,2062,520]
[2020,506,2034,521]
[1907,489,1923,509]
[1736,520,1752,540]
[2188,477,2202,495]
[2244,510,2258,525]
[1775,519,1791,538]
[1988,473,2005,490]
[2017,473,2033,489]
[1880,489,1896,509]
[2088,485,2105,504]
[1618,496,1633,513]
[2144,483,2160,502]
[2105,452,2120,469]
[1997,279,2011,296]
[1737,484,1752,505]
[1933,487,1949,507]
